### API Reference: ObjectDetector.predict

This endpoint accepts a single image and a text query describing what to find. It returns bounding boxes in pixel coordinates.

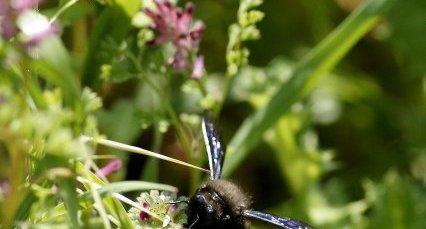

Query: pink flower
[144,1,203,47]
[1,0,41,39]
[24,21,60,47]
[191,55,204,79]
[96,159,123,177]
[1,18,16,39]
[11,0,42,13]
[0,179,10,198]
[143,0,205,76]
[0,1,16,39]
[16,10,61,47]
[1,0,60,45]
[171,48,189,69]
[143,0,176,45]
[139,202,151,221]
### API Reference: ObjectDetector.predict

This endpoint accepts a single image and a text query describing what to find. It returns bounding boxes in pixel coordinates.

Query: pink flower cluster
[144,0,205,79]
[0,0,21,39]
[0,0,59,46]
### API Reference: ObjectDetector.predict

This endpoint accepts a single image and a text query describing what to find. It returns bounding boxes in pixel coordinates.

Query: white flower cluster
[128,190,188,229]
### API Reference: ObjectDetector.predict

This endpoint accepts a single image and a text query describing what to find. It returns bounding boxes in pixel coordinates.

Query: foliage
[0,0,425,228]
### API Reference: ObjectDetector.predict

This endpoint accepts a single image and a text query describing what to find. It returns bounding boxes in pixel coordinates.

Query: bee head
[187,180,250,229]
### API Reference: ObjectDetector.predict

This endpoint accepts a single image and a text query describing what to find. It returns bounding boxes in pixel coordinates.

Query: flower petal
[96,159,123,177]
[192,55,204,79]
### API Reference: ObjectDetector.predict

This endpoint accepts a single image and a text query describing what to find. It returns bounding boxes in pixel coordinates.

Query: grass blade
[57,177,80,228]
[82,136,209,173]
[78,180,178,200]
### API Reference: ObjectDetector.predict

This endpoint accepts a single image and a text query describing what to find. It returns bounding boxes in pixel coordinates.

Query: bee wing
[202,115,225,180]
[244,210,315,229]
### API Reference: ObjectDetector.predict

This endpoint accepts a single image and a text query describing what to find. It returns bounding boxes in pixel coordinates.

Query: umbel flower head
[128,190,188,229]
[143,0,205,79]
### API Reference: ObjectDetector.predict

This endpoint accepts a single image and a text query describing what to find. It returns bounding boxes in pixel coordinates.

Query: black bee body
[186,115,315,229]
[187,180,249,229]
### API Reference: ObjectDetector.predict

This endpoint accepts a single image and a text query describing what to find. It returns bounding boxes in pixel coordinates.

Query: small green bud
[158,120,170,133]
[241,25,260,41]
[100,64,112,80]
[248,10,264,24]
[227,63,239,76]
[238,12,249,27]
[132,12,153,28]
[81,88,102,113]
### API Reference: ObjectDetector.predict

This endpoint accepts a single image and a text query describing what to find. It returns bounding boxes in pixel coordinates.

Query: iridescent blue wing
[201,115,225,180]
[244,210,315,229]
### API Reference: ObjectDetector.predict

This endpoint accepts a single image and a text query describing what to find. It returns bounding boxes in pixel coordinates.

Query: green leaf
[57,177,80,228]
[97,99,141,144]
[76,163,132,228]
[222,0,396,176]
[34,37,80,107]
[13,192,37,222]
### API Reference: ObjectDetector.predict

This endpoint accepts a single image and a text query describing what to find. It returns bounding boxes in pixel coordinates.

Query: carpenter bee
[185,115,315,229]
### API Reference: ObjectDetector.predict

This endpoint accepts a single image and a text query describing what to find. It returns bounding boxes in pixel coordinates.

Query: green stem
[196,78,208,98]
[142,125,163,181]
[2,145,26,228]
[214,72,234,117]
[49,0,80,24]
[152,123,163,152]
[126,53,194,160]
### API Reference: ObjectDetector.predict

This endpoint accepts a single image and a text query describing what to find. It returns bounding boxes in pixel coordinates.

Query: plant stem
[49,0,80,24]
[126,52,194,160]
[214,72,234,117]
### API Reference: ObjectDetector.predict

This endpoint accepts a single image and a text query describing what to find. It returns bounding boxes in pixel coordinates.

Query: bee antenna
[188,214,199,229]
[165,200,189,205]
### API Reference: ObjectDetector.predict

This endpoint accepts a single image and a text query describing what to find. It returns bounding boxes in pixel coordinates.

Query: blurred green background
[1,0,425,228]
